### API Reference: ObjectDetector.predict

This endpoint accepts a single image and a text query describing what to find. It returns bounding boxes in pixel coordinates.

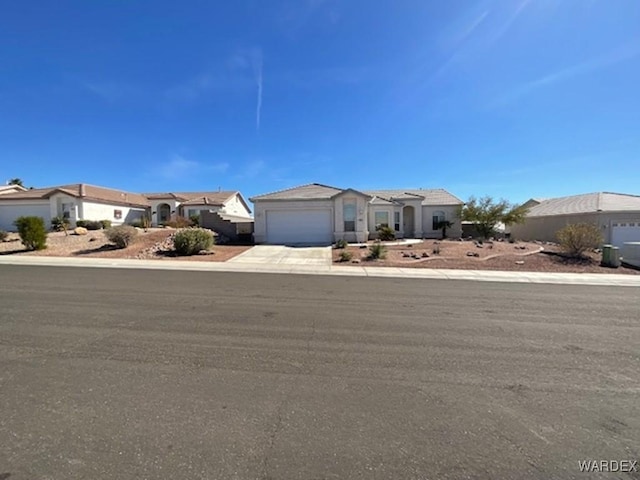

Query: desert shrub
[84,220,103,230]
[368,241,387,260]
[338,250,353,262]
[432,245,441,255]
[51,216,70,232]
[14,216,47,251]
[99,219,112,229]
[189,214,200,227]
[376,225,395,241]
[0,230,8,242]
[335,239,347,249]
[557,223,602,258]
[164,215,192,228]
[75,220,87,228]
[105,225,137,249]
[173,228,214,256]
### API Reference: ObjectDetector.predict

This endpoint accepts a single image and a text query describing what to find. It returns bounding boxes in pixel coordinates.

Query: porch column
[414,205,423,238]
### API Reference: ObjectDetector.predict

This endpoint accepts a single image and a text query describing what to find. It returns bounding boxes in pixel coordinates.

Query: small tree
[14,216,47,250]
[435,220,454,239]
[557,223,602,258]
[8,178,24,187]
[458,196,528,239]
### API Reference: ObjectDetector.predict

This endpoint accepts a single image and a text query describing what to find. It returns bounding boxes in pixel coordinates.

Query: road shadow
[72,244,119,256]
[0,248,26,256]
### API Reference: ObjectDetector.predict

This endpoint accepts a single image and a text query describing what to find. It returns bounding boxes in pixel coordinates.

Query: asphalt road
[0,266,639,480]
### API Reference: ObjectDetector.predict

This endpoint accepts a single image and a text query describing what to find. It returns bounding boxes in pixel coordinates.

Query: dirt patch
[332,239,640,275]
[0,229,251,262]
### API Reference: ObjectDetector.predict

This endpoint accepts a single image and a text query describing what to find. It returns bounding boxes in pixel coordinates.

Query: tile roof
[143,191,237,203]
[250,183,345,201]
[364,189,463,206]
[526,192,640,217]
[250,184,462,205]
[0,183,149,207]
[0,184,27,194]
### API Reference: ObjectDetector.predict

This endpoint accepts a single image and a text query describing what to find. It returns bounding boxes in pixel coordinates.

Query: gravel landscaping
[332,239,640,275]
[0,229,251,262]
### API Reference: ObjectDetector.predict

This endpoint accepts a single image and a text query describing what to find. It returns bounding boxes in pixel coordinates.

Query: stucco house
[0,183,149,231]
[142,191,252,226]
[250,183,463,245]
[510,192,640,247]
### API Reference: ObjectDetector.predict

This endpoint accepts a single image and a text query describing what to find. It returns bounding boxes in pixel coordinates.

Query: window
[432,211,445,230]
[374,211,389,228]
[343,201,356,232]
[188,209,200,217]
[114,210,122,220]
[394,212,400,231]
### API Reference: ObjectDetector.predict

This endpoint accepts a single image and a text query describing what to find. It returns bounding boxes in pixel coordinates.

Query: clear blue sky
[2,0,639,204]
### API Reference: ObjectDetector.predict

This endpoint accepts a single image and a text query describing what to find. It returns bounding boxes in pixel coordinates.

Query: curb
[0,256,639,287]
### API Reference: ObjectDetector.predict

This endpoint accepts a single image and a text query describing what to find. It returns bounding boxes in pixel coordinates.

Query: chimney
[79,184,86,197]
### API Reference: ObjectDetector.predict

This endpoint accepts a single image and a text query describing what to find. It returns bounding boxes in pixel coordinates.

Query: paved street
[0,265,639,479]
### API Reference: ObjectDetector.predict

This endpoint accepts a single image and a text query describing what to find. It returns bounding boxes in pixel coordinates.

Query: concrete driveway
[227,245,332,265]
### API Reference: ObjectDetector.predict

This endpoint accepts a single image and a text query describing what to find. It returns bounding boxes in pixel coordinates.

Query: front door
[403,206,414,238]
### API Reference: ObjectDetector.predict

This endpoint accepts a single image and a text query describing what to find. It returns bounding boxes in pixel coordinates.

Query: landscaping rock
[515,260,525,265]
[89,237,97,242]
[74,227,88,235]
[476,244,483,248]
[466,251,480,257]
[402,252,411,258]
[351,259,360,264]
[421,252,429,258]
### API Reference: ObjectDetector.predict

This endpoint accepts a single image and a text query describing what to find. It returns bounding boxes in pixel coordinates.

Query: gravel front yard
[0,229,251,262]
[332,239,640,275]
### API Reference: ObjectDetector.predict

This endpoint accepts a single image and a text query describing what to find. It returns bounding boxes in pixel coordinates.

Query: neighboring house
[510,192,640,248]
[142,191,252,226]
[250,183,463,245]
[0,184,27,195]
[0,183,149,231]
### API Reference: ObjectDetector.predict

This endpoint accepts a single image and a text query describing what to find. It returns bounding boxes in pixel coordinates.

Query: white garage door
[0,203,51,231]
[611,221,640,247]
[266,209,332,244]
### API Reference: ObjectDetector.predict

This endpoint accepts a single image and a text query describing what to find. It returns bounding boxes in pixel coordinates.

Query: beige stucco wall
[80,200,146,225]
[222,193,252,217]
[422,205,462,239]
[510,212,640,244]
[333,194,369,243]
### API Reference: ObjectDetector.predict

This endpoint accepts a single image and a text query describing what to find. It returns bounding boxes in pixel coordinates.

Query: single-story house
[0,184,27,195]
[510,192,640,248]
[142,191,252,226]
[0,183,149,231]
[250,183,463,245]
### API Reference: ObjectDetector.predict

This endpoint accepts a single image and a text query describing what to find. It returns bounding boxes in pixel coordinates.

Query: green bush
[0,230,8,242]
[335,239,347,249]
[51,216,70,232]
[173,228,215,256]
[338,250,353,262]
[368,241,387,260]
[87,220,103,230]
[557,223,602,258]
[105,225,137,249]
[99,219,112,229]
[376,225,395,241]
[14,216,47,251]
[189,214,200,227]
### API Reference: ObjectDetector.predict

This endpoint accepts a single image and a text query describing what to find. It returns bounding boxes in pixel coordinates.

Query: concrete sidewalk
[1,255,639,286]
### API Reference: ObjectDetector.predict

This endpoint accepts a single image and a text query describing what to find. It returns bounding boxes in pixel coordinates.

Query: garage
[0,203,51,231]
[266,209,332,245]
[611,221,640,248]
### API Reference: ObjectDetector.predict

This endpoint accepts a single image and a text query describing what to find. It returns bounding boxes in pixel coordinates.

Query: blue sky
[2,0,639,204]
